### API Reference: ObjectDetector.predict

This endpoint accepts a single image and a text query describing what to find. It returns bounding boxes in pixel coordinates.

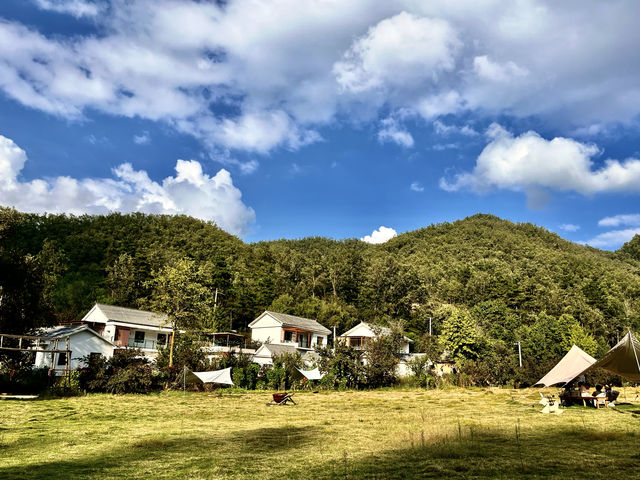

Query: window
[298,333,309,348]
[350,337,362,347]
[316,337,323,347]
[57,352,68,366]
[89,352,101,363]
[134,331,145,344]
[284,330,295,342]
[157,333,167,346]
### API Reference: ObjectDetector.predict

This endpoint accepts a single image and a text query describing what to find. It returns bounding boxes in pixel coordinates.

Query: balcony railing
[113,339,165,350]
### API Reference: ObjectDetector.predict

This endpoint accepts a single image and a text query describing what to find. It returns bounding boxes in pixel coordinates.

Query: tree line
[1,208,639,385]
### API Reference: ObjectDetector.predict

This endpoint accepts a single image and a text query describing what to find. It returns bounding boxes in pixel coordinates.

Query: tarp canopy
[534,345,596,387]
[186,367,234,385]
[295,367,324,381]
[578,331,640,382]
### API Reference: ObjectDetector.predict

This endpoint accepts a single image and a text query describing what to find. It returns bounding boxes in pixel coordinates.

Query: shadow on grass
[301,427,640,480]
[0,425,319,480]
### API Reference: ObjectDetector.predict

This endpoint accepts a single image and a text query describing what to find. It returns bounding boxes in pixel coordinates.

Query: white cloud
[3,0,640,163]
[0,134,254,235]
[585,229,640,249]
[361,226,397,244]
[410,182,424,192]
[333,12,460,94]
[598,214,640,227]
[133,131,151,145]
[473,55,528,82]
[440,125,640,202]
[33,0,104,18]
[559,223,580,232]
[433,120,478,137]
[416,91,464,119]
[378,117,414,148]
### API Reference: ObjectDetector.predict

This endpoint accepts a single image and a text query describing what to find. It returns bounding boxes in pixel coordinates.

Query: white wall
[250,314,284,344]
[311,333,328,348]
[82,305,110,324]
[34,331,114,371]
[251,345,275,366]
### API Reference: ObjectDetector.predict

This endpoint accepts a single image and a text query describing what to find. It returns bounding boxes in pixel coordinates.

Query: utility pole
[333,326,337,353]
[515,341,522,367]
[213,288,224,330]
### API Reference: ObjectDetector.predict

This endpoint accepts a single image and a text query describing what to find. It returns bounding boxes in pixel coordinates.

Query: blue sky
[1,1,640,248]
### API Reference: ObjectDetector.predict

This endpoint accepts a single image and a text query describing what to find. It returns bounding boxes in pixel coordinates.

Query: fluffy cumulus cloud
[2,0,640,170]
[361,226,397,244]
[440,124,640,203]
[333,12,460,94]
[0,134,254,235]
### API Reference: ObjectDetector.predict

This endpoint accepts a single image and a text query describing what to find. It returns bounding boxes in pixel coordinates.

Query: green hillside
[2,208,639,380]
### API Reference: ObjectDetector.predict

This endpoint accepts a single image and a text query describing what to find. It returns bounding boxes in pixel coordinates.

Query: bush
[78,349,161,394]
[407,355,431,388]
[315,343,364,389]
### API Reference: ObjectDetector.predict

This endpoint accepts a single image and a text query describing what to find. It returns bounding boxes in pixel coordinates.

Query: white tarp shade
[295,367,324,381]
[534,345,596,387]
[187,367,234,385]
[578,331,640,382]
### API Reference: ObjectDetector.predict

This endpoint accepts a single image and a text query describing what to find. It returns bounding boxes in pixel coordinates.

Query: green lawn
[2,388,640,479]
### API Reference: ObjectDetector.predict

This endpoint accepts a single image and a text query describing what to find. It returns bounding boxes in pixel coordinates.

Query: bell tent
[579,331,640,382]
[534,345,596,387]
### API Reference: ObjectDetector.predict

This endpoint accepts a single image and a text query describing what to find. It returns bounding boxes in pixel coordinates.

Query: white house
[339,322,417,377]
[339,322,412,354]
[80,303,173,358]
[249,311,331,365]
[34,325,116,372]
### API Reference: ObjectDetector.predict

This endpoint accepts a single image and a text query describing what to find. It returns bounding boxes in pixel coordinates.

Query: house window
[157,333,167,346]
[350,337,362,347]
[284,330,295,342]
[134,331,145,344]
[298,333,309,348]
[88,352,101,363]
[57,352,68,366]
[316,337,323,347]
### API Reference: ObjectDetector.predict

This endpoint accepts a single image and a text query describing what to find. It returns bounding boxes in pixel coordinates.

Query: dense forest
[2,207,640,382]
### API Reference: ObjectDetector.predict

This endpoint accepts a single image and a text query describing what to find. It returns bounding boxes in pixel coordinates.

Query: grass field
[2,388,640,479]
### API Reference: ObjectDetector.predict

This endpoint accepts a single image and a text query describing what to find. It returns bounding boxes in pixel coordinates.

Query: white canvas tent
[534,345,596,387]
[186,367,234,386]
[578,331,640,382]
[295,367,324,381]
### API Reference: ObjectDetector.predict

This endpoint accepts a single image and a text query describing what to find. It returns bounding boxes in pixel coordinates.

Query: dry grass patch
[1,387,640,479]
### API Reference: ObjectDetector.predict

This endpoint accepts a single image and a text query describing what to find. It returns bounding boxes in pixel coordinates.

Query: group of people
[561,382,620,407]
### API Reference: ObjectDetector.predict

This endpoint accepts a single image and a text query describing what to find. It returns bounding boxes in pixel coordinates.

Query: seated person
[591,384,606,407]
[579,382,591,397]
[604,384,620,405]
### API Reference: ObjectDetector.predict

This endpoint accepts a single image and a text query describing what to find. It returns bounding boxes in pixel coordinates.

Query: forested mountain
[2,208,639,370]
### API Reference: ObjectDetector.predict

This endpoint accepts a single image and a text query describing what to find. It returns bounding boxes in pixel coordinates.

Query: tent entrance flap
[534,345,596,387]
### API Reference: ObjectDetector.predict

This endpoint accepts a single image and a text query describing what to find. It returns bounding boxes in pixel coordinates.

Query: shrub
[78,349,161,394]
[407,355,431,388]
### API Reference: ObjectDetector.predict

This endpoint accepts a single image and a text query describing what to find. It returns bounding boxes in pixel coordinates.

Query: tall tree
[144,257,216,366]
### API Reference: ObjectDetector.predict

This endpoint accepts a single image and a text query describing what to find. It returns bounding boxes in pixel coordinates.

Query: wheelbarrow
[266,392,296,406]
